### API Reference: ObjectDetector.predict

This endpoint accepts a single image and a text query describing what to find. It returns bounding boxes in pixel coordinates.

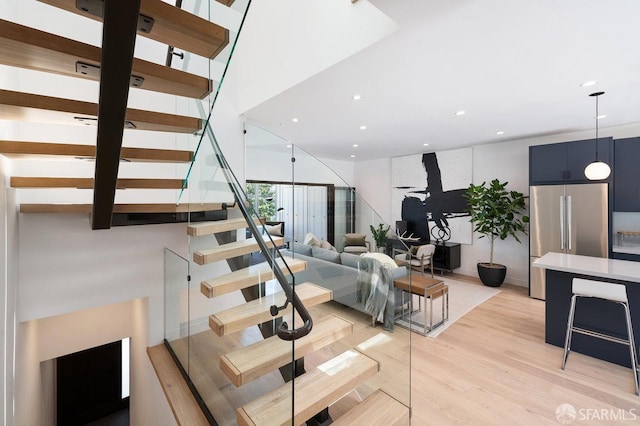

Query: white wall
[15,298,175,426]
[229,0,398,114]
[355,123,640,287]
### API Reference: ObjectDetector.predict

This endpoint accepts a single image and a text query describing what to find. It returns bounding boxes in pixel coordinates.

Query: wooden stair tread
[0,89,201,133]
[221,314,353,386]
[187,217,262,237]
[201,256,307,298]
[0,141,192,163]
[209,282,332,336]
[38,0,229,59]
[331,390,409,426]
[0,19,211,99]
[20,203,228,214]
[193,236,285,265]
[10,177,185,189]
[147,344,209,426]
[237,349,379,426]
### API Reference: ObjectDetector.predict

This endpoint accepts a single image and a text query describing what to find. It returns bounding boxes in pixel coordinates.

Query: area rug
[399,277,501,338]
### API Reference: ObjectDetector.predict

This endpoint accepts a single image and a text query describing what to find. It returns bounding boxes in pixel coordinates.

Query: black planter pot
[477,263,507,287]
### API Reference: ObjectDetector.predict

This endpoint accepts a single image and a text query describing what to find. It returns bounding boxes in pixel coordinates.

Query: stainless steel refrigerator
[529,183,608,299]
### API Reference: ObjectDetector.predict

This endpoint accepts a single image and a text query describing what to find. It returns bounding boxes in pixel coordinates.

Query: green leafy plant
[370,223,391,248]
[465,179,529,266]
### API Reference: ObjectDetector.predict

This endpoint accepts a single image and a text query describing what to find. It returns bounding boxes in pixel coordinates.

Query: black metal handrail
[206,134,313,341]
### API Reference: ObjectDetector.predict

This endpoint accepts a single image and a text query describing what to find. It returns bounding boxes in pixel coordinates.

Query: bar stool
[562,278,639,396]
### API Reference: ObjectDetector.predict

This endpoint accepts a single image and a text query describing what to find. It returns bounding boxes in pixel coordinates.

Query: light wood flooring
[157,276,640,425]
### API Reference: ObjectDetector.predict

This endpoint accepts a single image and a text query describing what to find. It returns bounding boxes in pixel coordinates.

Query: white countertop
[533,252,640,283]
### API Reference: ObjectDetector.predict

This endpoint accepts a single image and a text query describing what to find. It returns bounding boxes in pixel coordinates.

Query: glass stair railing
[164,117,414,424]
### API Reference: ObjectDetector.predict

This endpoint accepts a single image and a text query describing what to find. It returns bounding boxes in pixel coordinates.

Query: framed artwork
[391,148,472,244]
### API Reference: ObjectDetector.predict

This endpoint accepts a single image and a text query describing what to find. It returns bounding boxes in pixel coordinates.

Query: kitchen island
[533,252,640,368]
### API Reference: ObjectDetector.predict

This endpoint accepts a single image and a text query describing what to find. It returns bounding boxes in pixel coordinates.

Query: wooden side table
[394,274,449,336]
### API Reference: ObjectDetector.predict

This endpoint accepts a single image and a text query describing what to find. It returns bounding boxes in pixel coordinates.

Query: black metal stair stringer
[92,0,141,230]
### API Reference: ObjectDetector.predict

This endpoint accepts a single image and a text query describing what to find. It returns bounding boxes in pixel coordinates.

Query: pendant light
[584,91,611,180]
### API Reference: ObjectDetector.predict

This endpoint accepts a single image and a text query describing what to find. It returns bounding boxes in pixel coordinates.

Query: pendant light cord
[595,94,599,160]
[589,91,605,161]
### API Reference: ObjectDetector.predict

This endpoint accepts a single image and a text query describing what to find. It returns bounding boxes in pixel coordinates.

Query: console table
[385,239,461,273]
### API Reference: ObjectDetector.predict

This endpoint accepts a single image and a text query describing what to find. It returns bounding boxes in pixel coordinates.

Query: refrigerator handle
[567,195,572,251]
[560,195,565,250]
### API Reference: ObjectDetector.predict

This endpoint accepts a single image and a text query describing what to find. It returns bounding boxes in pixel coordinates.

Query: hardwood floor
[409,279,640,425]
[162,276,640,425]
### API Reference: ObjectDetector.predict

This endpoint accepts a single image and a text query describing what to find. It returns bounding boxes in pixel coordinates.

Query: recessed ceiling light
[350,155,356,158]
[423,143,429,147]
[497,131,505,135]
[359,125,367,130]
[597,114,607,119]
[353,144,359,148]
[292,118,299,123]
[580,80,598,87]
[455,110,466,116]
[352,94,361,100]
[286,144,292,148]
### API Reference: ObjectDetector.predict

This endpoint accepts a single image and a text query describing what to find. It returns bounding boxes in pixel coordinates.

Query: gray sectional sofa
[282,243,407,324]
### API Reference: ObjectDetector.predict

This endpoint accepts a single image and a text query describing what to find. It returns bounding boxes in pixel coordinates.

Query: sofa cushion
[361,252,398,269]
[340,252,361,268]
[312,247,341,264]
[291,243,313,256]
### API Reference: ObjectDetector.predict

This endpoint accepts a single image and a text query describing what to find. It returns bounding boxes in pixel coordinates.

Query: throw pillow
[361,252,398,269]
[264,223,283,237]
[344,234,366,247]
[320,240,337,252]
[311,247,341,264]
[303,232,321,247]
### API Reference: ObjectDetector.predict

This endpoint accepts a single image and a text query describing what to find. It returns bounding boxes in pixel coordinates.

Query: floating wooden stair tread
[187,217,262,237]
[0,89,201,133]
[0,19,211,99]
[193,236,285,265]
[11,177,185,189]
[147,344,209,426]
[38,0,229,59]
[20,203,227,214]
[209,282,332,337]
[331,390,409,426]
[221,314,353,387]
[201,256,307,298]
[0,141,193,163]
[237,349,379,426]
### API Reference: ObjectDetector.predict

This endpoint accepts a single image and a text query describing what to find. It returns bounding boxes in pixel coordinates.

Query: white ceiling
[242,0,640,162]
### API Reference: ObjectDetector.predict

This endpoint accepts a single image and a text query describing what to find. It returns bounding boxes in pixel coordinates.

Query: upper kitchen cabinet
[614,137,640,211]
[530,138,613,185]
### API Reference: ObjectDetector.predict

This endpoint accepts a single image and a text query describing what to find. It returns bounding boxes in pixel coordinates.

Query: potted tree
[465,179,529,287]
[370,223,391,252]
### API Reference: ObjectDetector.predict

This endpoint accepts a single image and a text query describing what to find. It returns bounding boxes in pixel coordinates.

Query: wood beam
[92,0,141,230]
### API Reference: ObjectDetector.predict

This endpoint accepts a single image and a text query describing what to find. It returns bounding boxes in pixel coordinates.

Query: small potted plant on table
[370,223,391,252]
[465,179,529,287]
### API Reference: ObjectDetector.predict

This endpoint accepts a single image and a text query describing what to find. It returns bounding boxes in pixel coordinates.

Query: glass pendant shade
[585,91,610,180]
[584,161,611,180]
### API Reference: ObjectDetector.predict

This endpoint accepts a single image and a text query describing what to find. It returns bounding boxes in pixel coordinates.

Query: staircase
[1,2,411,424]
[183,216,410,425]
[0,0,230,221]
